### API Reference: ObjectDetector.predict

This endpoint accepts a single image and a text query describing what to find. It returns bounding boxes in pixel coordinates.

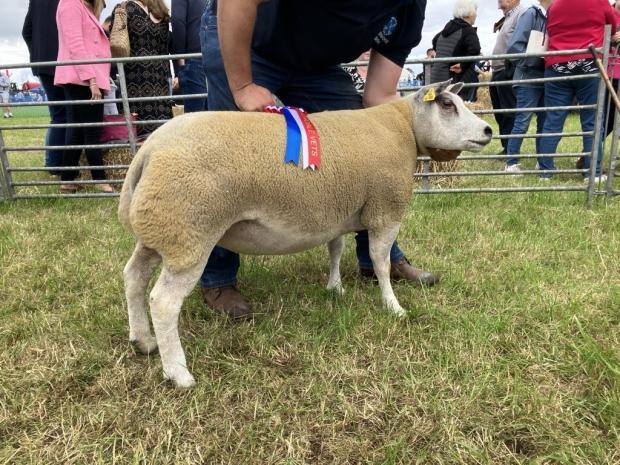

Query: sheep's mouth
[467,139,490,147]
[466,139,491,151]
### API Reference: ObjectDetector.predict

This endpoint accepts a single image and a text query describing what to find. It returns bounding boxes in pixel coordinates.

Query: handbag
[524,7,548,71]
[524,29,548,71]
[110,2,130,58]
[100,114,138,143]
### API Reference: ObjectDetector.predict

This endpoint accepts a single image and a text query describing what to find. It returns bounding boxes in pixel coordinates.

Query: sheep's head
[409,80,492,162]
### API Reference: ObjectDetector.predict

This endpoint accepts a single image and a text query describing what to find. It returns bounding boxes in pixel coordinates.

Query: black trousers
[605,78,619,137]
[489,69,517,152]
[61,84,106,181]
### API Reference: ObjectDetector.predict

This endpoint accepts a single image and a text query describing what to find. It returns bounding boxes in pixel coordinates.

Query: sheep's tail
[118,146,146,230]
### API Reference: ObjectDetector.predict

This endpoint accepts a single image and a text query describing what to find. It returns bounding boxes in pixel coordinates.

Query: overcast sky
[1,0,543,82]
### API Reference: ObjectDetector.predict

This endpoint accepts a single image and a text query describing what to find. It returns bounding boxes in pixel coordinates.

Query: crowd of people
[418,0,616,182]
[22,0,183,193]
[15,0,618,317]
[18,0,618,189]
[486,0,616,182]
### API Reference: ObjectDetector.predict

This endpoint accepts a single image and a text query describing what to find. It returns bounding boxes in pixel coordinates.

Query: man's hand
[233,83,276,111]
[449,63,463,74]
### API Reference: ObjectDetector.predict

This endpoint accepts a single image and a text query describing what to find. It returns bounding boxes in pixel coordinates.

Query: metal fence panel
[0,36,617,203]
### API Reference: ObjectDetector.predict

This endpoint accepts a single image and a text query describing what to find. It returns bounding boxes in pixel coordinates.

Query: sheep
[118,80,492,388]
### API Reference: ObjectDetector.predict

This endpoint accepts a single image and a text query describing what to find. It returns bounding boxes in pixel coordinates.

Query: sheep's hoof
[326,281,345,295]
[130,336,159,355]
[386,302,406,317]
[164,369,196,389]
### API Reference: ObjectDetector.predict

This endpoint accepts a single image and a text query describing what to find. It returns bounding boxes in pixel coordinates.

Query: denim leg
[39,74,67,171]
[355,231,405,269]
[199,10,288,288]
[534,90,546,155]
[538,70,573,175]
[201,12,237,111]
[201,11,288,111]
[280,66,405,267]
[506,86,543,165]
[200,245,241,288]
[178,58,208,113]
[574,75,603,176]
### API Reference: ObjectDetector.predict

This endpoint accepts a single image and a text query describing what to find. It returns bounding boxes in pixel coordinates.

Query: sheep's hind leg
[326,236,345,295]
[124,242,161,354]
[368,225,405,316]
[149,260,207,388]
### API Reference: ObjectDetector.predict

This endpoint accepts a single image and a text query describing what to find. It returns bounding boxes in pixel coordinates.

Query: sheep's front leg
[124,242,161,354]
[326,236,345,295]
[149,261,206,388]
[368,224,405,316]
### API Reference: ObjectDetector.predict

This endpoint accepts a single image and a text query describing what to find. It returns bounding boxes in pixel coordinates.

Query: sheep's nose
[484,125,493,138]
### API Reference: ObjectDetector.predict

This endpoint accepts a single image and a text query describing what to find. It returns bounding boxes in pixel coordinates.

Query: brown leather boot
[201,286,253,320]
[359,257,440,287]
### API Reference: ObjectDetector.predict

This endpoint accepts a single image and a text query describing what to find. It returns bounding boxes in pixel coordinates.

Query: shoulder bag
[110,2,130,58]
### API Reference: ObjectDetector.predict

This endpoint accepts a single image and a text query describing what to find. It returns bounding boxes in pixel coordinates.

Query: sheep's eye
[440,98,455,110]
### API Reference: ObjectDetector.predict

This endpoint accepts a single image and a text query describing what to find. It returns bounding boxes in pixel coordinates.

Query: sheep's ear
[446,82,464,95]
[436,79,453,94]
[414,79,453,103]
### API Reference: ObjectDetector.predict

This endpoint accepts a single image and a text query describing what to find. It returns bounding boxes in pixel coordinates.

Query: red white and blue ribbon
[264,106,321,170]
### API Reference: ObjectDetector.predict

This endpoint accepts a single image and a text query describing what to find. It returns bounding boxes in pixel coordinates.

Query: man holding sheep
[200,0,436,319]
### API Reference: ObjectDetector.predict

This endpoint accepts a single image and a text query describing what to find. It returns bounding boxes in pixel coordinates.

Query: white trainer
[583,175,608,184]
[504,163,523,174]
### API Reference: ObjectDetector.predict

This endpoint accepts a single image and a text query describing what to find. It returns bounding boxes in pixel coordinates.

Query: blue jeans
[538,68,603,177]
[506,85,549,168]
[39,74,67,173]
[178,58,208,113]
[199,11,405,288]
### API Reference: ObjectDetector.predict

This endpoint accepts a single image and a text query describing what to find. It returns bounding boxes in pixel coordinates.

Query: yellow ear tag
[423,88,436,102]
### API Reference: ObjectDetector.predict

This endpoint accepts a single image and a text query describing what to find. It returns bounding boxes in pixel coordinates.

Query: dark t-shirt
[250,0,427,71]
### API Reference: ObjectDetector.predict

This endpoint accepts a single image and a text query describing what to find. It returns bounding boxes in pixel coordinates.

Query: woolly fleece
[119,98,418,272]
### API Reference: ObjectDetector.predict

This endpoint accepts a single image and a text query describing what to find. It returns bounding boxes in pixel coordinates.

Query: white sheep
[118,81,492,388]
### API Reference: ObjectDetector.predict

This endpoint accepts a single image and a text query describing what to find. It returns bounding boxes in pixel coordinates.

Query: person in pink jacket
[55,0,113,193]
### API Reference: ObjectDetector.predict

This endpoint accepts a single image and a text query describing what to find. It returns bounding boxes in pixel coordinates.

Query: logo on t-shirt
[374,16,397,45]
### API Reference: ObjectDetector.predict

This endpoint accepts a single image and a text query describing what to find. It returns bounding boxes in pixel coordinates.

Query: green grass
[0,105,619,464]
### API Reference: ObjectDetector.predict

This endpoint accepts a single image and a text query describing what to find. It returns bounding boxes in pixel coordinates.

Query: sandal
[95,183,114,193]
[59,183,80,193]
